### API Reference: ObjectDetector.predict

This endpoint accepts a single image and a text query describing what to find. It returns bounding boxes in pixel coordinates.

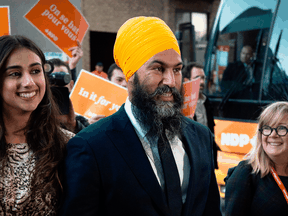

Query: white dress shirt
[124,97,191,203]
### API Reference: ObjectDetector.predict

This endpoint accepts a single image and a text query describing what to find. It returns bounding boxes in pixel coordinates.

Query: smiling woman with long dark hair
[0,35,73,215]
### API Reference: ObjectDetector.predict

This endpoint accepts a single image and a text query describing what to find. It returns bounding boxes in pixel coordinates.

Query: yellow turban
[114,16,181,81]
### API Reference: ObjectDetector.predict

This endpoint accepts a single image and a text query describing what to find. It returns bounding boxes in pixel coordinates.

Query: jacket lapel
[180,118,201,215]
[106,106,170,215]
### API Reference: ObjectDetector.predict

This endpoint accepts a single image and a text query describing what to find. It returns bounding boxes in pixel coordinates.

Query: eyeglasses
[259,125,288,136]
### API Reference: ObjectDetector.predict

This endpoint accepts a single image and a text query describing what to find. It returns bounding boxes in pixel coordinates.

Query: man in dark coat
[60,16,221,216]
[220,45,254,95]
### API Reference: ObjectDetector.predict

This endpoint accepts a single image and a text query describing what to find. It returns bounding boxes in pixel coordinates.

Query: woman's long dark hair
[0,35,68,208]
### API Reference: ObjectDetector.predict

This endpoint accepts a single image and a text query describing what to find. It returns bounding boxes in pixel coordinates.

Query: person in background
[182,62,220,169]
[49,58,105,133]
[221,45,254,94]
[60,16,221,216]
[107,63,127,88]
[0,35,73,215]
[225,101,288,216]
[92,61,108,79]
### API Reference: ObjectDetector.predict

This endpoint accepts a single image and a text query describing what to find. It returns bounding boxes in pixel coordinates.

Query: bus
[203,0,288,201]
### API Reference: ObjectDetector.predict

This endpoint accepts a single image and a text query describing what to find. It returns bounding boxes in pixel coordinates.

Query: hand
[68,41,83,70]
[88,115,106,124]
[57,99,77,132]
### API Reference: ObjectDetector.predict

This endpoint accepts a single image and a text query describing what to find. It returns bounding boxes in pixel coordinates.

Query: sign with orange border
[215,119,257,197]
[70,69,128,118]
[214,119,258,154]
[24,0,89,58]
[182,78,200,118]
[0,6,10,36]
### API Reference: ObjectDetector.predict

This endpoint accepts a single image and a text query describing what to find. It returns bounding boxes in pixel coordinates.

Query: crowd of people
[0,15,287,216]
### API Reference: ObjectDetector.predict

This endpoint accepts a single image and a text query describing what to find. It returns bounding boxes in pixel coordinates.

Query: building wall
[81,0,220,71]
[1,0,220,76]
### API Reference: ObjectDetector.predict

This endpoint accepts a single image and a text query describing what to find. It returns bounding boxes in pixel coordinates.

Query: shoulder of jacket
[225,160,253,183]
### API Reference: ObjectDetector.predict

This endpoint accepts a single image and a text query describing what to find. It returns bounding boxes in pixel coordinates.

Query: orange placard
[182,78,200,118]
[70,69,128,118]
[215,119,258,154]
[0,6,10,36]
[24,0,89,58]
[215,151,245,189]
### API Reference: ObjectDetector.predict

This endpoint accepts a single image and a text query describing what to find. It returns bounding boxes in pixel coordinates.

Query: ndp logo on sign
[221,133,256,147]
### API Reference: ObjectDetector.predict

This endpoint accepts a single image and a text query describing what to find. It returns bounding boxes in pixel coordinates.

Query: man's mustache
[150,85,179,98]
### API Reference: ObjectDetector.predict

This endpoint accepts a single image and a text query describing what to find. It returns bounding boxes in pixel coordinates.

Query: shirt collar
[198,93,206,104]
[124,97,150,139]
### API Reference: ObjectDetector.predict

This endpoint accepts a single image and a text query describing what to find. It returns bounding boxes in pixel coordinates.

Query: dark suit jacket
[225,160,288,216]
[59,105,222,216]
[193,96,220,169]
[220,61,247,94]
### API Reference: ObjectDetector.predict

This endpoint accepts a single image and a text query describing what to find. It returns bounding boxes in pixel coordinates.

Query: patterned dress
[0,130,74,215]
[0,143,56,215]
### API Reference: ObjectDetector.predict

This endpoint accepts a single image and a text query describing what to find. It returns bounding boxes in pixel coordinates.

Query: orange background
[0,6,10,36]
[182,78,200,118]
[70,69,128,118]
[215,119,258,154]
[214,119,258,195]
[24,0,89,57]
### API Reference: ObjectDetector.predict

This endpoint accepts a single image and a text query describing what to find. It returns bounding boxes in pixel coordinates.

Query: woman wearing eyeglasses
[224,101,288,216]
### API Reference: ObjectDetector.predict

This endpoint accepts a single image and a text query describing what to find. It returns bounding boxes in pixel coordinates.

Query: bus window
[204,0,283,121]
[261,1,288,101]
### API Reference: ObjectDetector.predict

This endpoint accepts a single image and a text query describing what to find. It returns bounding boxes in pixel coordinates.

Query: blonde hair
[246,101,288,177]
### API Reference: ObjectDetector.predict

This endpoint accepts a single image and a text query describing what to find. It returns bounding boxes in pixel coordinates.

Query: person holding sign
[68,40,83,82]
[60,16,221,216]
[107,63,127,88]
[49,58,105,133]
[225,101,288,216]
[182,62,220,169]
[0,35,73,215]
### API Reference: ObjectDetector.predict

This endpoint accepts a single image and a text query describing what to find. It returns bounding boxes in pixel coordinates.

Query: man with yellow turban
[60,16,221,216]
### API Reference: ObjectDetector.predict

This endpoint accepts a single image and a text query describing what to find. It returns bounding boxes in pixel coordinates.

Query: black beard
[130,72,184,139]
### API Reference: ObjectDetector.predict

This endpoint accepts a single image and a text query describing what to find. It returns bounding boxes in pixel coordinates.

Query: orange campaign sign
[0,6,10,36]
[215,119,258,190]
[214,119,258,154]
[24,0,89,58]
[182,78,200,118]
[70,69,128,119]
